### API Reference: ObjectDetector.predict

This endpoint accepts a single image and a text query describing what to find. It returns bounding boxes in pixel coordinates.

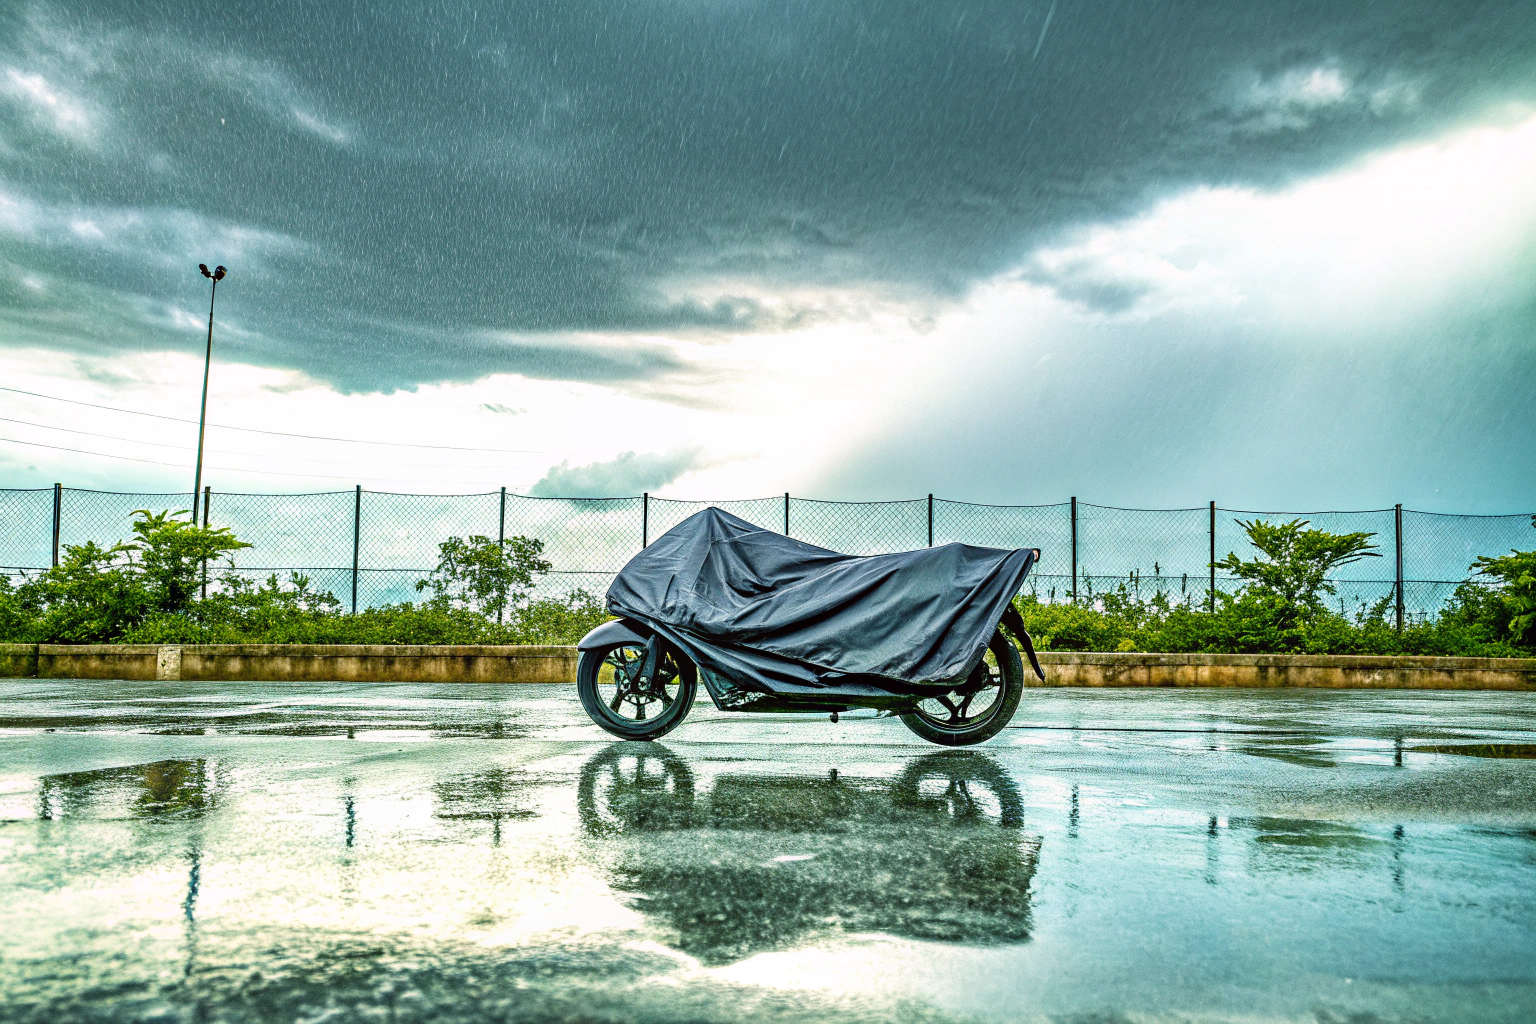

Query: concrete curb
[0,643,1532,689]
[2,643,577,684]
[1032,651,1536,690]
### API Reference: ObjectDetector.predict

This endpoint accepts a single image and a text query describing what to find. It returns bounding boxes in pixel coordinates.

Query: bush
[1014,586,1528,659]
[120,587,609,646]
[0,513,610,647]
[1013,515,1533,658]
[1470,516,1536,648]
[3,509,1530,658]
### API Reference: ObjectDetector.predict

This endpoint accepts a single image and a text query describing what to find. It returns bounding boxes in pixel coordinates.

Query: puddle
[37,759,224,820]
[581,748,1039,963]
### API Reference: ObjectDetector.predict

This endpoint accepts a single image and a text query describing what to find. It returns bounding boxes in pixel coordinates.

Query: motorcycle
[576,508,1044,746]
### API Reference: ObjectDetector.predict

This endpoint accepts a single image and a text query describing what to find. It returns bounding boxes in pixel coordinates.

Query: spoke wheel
[577,640,697,740]
[900,630,1023,747]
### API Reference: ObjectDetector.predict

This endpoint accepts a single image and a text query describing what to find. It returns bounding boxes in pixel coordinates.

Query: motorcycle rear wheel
[900,630,1023,746]
[577,641,697,740]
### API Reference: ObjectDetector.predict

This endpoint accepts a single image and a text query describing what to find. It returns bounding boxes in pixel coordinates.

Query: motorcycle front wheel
[900,629,1023,747]
[577,640,697,741]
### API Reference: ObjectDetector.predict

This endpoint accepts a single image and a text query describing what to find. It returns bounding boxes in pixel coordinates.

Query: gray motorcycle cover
[606,507,1039,707]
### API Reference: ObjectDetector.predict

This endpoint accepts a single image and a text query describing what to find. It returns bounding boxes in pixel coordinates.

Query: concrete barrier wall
[0,643,577,684]
[1033,652,1536,690]
[1,643,1533,689]
[180,645,577,684]
[0,644,40,680]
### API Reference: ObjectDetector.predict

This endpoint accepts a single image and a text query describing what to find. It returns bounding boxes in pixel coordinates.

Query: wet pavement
[1,681,1534,1023]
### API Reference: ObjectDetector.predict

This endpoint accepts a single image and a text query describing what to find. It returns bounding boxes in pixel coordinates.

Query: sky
[1,0,1534,512]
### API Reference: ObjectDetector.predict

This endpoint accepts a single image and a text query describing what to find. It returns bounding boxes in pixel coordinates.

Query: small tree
[416,535,552,620]
[1215,518,1380,631]
[1470,516,1536,648]
[129,509,251,614]
[8,510,250,641]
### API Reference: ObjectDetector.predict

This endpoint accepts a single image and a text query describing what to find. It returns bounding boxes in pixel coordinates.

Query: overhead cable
[0,436,530,488]
[0,415,541,471]
[0,386,567,455]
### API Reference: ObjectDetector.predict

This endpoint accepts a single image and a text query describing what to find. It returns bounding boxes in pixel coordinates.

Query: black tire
[577,641,697,741]
[900,630,1022,747]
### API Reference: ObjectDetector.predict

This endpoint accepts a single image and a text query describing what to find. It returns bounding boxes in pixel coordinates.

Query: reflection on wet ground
[580,746,1037,961]
[37,758,223,820]
[1,682,1534,1023]
[1409,741,1536,759]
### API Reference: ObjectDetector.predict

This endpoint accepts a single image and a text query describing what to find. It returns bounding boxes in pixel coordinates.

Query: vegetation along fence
[2,487,1531,623]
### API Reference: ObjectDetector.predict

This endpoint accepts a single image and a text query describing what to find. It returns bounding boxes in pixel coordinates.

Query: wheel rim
[596,643,684,726]
[911,643,1006,734]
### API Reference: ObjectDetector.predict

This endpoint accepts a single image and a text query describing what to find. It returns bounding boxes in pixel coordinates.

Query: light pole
[192,263,225,521]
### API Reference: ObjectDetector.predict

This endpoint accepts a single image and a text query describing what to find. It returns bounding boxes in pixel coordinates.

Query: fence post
[1069,496,1077,603]
[351,485,362,615]
[498,486,507,624]
[201,486,212,601]
[51,482,62,567]
[784,492,790,536]
[1395,503,1404,631]
[1208,500,1216,613]
[642,492,649,548]
[927,493,933,547]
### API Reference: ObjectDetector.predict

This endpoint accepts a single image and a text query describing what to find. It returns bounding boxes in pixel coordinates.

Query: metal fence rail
[2,487,1531,620]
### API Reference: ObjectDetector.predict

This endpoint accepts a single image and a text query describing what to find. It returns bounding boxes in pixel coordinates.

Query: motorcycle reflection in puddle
[577,745,1041,964]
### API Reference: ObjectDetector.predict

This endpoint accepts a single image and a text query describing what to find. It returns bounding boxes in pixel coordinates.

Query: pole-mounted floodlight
[191,264,227,520]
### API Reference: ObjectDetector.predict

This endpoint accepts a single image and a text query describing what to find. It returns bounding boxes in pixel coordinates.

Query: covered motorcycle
[576,507,1044,746]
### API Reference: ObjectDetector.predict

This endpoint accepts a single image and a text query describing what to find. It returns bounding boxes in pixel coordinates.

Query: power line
[0,415,542,471]
[0,414,196,452]
[0,435,532,488]
[0,435,191,470]
[0,386,569,455]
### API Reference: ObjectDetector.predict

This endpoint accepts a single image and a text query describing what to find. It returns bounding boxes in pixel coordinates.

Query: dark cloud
[1,0,1534,390]
[529,447,708,498]
[1014,258,1155,315]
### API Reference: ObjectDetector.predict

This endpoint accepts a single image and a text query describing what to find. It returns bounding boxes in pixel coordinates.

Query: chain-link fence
[3,487,1532,619]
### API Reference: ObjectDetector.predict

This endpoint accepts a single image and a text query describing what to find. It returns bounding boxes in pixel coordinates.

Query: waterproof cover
[606,508,1039,709]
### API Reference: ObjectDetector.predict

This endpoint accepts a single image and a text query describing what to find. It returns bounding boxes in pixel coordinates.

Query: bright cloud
[1014,114,1536,324]
[0,185,309,269]
[1,67,97,143]
[1226,64,1419,134]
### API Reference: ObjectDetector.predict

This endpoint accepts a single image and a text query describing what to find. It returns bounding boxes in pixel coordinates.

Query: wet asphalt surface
[1,682,1534,1024]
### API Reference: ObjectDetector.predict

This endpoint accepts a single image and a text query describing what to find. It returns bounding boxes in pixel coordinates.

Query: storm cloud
[3,1,1535,392]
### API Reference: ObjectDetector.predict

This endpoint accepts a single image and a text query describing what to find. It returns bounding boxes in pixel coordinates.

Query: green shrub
[0,514,609,647]
[3,509,1530,658]
[119,579,608,646]
[1010,514,1531,658]
[1014,581,1527,659]
[1470,516,1536,648]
